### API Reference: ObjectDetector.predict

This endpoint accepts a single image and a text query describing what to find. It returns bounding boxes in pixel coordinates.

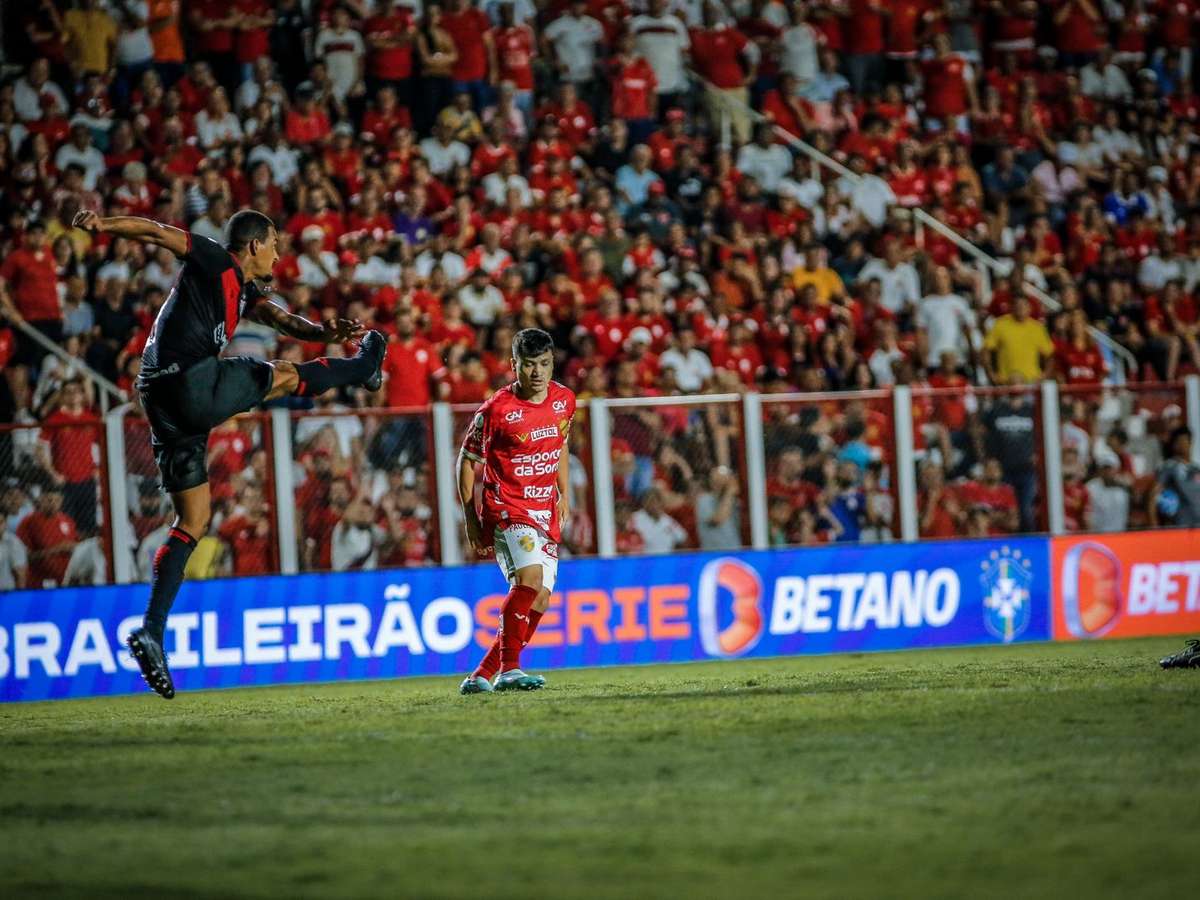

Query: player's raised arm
[245,291,365,344]
[71,210,190,257]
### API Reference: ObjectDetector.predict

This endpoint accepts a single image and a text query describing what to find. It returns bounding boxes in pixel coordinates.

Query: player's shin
[144,526,197,642]
[499,584,539,672]
[523,608,544,648]
[474,633,503,681]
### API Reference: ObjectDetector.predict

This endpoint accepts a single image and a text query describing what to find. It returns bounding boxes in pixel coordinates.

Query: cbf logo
[981,546,1033,643]
[698,558,764,658]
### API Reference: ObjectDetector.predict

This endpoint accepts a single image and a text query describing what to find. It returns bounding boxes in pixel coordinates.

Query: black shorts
[138,356,274,494]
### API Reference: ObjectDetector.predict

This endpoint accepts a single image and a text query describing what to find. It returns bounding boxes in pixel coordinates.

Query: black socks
[294,355,375,397]
[143,526,197,643]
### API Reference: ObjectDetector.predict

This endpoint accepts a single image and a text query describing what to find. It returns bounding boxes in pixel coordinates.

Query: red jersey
[923,54,970,118]
[441,7,491,81]
[461,381,577,543]
[382,336,441,406]
[493,25,536,90]
[40,409,100,483]
[1055,344,1107,385]
[887,0,928,57]
[689,27,750,89]
[0,247,60,322]
[234,0,271,62]
[218,514,275,576]
[611,57,657,120]
[365,11,416,79]
[845,0,886,54]
[17,511,77,586]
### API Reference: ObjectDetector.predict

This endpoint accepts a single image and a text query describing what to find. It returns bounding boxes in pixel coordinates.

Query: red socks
[476,587,543,679]
[500,584,538,672]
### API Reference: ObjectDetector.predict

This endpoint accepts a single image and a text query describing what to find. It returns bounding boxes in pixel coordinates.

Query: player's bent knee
[533,587,552,613]
[514,565,543,592]
[266,360,299,400]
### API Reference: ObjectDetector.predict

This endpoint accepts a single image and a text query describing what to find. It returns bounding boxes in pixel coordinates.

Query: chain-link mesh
[291,406,438,571]
[761,390,896,546]
[1058,383,1192,533]
[607,397,749,554]
[0,403,110,589]
[912,384,1045,538]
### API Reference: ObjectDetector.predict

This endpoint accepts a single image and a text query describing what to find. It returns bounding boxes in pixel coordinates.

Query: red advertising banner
[1052,529,1200,640]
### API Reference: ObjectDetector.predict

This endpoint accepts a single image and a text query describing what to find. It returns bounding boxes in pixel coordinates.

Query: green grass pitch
[2,638,1198,899]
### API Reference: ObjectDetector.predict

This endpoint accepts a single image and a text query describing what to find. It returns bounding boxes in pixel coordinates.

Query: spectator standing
[690,5,758,144]
[315,5,368,104]
[441,0,495,111]
[631,487,689,553]
[736,122,792,194]
[543,0,606,106]
[0,511,28,590]
[16,488,76,588]
[696,466,742,550]
[64,0,118,78]
[1086,449,1131,533]
[1153,427,1200,527]
[983,295,1054,384]
[630,0,691,112]
[916,266,975,369]
[366,0,418,110]
[1,221,62,369]
[983,389,1039,531]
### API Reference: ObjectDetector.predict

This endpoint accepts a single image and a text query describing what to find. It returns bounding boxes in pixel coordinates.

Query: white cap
[301,225,325,244]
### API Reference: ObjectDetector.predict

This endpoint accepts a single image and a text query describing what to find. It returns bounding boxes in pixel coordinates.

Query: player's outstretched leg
[130,483,209,698]
[287,331,387,398]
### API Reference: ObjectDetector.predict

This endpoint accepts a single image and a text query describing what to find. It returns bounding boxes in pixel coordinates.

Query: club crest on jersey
[518,533,536,552]
[505,410,524,423]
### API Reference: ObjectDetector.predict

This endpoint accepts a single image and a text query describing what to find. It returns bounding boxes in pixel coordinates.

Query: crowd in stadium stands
[2,0,1200,588]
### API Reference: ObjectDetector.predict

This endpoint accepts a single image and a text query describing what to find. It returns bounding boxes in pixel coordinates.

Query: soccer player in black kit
[72,208,386,698]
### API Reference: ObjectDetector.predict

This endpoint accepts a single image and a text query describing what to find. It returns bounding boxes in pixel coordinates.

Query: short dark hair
[226,209,274,251]
[512,327,554,360]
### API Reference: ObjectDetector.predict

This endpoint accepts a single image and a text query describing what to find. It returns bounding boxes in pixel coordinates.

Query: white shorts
[493,523,558,593]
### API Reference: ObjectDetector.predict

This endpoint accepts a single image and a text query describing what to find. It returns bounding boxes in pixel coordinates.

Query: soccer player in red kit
[458,328,575,693]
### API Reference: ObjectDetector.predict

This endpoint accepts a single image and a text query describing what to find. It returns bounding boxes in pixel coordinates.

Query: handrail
[11,317,127,409]
[690,71,1138,379]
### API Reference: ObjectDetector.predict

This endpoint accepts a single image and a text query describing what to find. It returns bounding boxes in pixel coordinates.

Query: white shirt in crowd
[190,214,225,243]
[247,143,301,188]
[917,292,975,361]
[419,137,471,176]
[331,520,385,571]
[779,22,820,84]
[735,142,793,194]
[314,26,366,100]
[13,76,68,122]
[482,172,532,207]
[0,530,28,591]
[868,346,905,387]
[857,257,921,313]
[846,174,896,228]
[630,14,690,94]
[659,346,714,391]
[1079,61,1132,101]
[54,143,106,190]
[1086,478,1130,533]
[195,110,244,148]
[115,0,154,66]
[631,508,688,554]
[1137,251,1183,291]
[294,405,365,458]
[457,283,506,326]
[543,13,606,83]
[297,251,340,288]
[415,250,467,283]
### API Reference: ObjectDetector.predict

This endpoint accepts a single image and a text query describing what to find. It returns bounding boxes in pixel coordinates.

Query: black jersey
[139,233,259,381]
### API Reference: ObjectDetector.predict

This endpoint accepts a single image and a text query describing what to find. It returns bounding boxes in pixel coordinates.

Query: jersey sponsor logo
[526,425,559,442]
[542,542,558,559]
[530,509,552,526]
[523,485,555,500]
[513,447,562,476]
[505,410,524,423]
[552,399,568,413]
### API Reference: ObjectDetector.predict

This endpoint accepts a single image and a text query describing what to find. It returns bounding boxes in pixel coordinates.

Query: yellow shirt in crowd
[984,314,1054,383]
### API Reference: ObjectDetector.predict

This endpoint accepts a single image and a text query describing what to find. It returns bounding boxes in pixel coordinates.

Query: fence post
[269,407,299,575]
[590,397,616,558]
[742,392,769,550]
[892,386,919,542]
[104,403,134,584]
[1186,375,1200,466]
[431,402,463,566]
[1040,380,1065,536]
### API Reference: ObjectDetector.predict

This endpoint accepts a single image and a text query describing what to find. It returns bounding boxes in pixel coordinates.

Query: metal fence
[10,376,1200,586]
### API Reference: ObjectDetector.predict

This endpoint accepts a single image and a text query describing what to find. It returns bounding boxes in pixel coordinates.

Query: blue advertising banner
[0,537,1050,702]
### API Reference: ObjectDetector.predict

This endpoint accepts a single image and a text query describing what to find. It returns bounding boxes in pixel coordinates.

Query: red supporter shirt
[193,0,234,54]
[461,380,576,544]
[922,54,970,118]
[887,0,928,57]
[0,247,60,322]
[441,7,491,81]
[285,107,331,146]
[1063,481,1090,532]
[1158,0,1197,48]
[17,511,77,586]
[1055,344,1107,384]
[493,25,536,90]
[234,0,271,62]
[366,11,416,79]
[845,0,886,54]
[689,27,750,90]
[611,57,657,120]
[382,336,441,406]
[41,408,100,483]
[218,514,274,576]
[1053,0,1103,53]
